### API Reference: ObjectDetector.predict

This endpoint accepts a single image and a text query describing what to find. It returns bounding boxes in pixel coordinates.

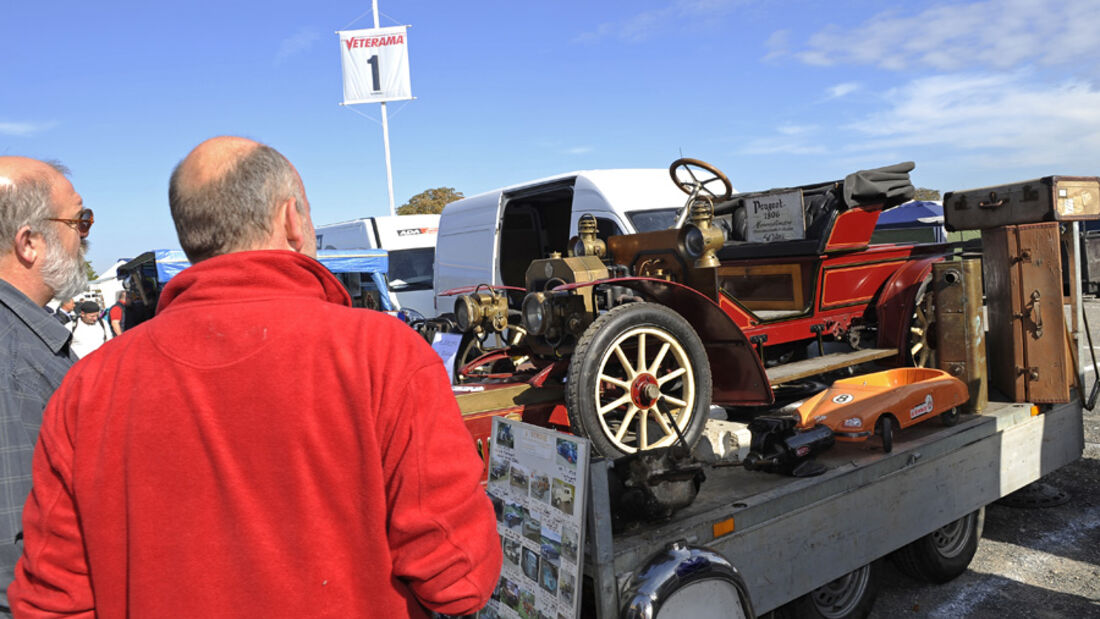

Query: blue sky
[4,0,1100,273]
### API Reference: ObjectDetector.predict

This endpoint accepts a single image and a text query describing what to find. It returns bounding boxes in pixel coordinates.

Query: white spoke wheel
[906,275,936,368]
[566,303,712,458]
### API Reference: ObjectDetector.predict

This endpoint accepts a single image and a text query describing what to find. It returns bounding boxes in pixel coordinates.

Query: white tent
[87,259,129,307]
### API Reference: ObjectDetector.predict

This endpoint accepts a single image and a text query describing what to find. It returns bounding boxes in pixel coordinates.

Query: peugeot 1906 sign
[338,26,412,105]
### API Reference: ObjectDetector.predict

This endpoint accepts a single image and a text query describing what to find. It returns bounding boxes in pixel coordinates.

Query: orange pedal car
[794,367,970,453]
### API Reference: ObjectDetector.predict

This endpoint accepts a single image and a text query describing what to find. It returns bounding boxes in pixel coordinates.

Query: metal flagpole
[374,0,397,216]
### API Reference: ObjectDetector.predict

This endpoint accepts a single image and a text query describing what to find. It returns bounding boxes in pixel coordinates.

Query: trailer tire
[566,303,711,458]
[774,561,880,619]
[891,508,983,584]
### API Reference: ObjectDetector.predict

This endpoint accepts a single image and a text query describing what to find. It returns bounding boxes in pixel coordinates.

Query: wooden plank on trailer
[765,347,898,385]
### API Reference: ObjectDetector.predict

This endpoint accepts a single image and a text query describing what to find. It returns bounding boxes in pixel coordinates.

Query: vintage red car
[450,158,951,459]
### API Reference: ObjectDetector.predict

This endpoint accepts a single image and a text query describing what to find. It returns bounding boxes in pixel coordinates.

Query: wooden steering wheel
[668,158,733,201]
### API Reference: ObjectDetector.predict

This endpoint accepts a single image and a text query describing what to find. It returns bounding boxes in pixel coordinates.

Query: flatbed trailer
[578,398,1084,617]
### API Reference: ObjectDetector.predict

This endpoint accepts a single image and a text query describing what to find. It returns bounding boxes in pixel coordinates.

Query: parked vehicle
[116,249,399,329]
[315,214,439,317]
[451,158,950,458]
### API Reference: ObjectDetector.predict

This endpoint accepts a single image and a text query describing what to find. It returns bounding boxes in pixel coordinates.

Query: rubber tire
[565,303,712,458]
[940,406,961,427]
[891,508,983,584]
[876,416,894,454]
[773,561,880,619]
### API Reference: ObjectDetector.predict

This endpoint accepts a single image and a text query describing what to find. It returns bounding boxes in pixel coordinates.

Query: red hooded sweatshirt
[9,250,501,618]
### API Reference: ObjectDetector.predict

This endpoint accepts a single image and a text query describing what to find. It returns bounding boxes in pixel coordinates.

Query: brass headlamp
[568,214,607,259]
[454,289,509,333]
[680,198,725,268]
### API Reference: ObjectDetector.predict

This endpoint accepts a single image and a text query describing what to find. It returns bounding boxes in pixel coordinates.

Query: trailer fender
[557,277,773,406]
[875,256,944,354]
[621,541,756,619]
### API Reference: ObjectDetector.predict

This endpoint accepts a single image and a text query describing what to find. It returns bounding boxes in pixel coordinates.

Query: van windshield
[628,208,680,232]
[387,247,435,291]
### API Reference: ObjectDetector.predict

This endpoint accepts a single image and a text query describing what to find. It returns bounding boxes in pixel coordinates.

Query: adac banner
[338,26,412,105]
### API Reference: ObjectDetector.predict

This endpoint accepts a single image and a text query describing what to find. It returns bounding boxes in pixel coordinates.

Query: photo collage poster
[480,417,589,619]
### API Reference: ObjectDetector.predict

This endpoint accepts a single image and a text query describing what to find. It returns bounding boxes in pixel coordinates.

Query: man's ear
[281,197,306,252]
[12,225,39,266]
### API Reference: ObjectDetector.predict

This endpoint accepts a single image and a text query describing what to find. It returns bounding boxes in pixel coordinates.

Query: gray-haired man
[0,156,91,612]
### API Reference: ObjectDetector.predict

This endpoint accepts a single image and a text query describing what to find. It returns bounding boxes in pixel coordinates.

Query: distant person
[107,290,127,335]
[68,300,112,358]
[0,156,89,614]
[53,298,76,325]
[11,136,501,617]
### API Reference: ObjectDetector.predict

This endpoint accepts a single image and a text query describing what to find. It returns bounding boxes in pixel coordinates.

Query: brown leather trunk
[944,176,1100,231]
[982,223,1070,403]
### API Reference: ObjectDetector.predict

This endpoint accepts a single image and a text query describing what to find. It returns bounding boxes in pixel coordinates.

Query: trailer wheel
[566,303,712,458]
[891,508,983,583]
[939,406,960,427]
[876,416,894,453]
[906,275,936,368]
[775,562,880,619]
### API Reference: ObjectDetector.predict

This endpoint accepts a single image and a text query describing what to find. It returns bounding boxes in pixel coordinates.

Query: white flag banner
[338,26,412,105]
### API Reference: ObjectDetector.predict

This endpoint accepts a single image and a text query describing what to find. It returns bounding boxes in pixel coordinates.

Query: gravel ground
[869,297,1100,618]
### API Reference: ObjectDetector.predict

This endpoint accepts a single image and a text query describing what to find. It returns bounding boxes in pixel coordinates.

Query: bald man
[11,137,501,618]
[0,157,90,614]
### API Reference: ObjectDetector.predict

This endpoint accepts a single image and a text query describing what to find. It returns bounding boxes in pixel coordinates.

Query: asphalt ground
[868,297,1100,618]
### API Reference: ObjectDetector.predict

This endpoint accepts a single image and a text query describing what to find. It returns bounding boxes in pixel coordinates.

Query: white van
[433,169,729,314]
[315,214,439,317]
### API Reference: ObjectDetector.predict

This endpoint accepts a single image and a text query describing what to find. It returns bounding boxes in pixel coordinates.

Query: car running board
[766,348,898,386]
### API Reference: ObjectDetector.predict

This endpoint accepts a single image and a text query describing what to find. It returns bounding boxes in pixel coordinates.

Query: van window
[595,217,623,239]
[628,208,680,232]
[387,247,435,291]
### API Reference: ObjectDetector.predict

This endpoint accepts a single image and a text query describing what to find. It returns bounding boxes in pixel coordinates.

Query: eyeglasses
[47,208,94,236]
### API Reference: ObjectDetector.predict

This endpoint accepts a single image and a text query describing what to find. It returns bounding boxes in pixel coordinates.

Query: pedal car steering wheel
[669,158,733,201]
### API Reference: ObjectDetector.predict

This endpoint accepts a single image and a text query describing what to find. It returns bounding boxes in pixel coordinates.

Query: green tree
[84,260,96,281]
[913,187,941,201]
[397,187,464,215]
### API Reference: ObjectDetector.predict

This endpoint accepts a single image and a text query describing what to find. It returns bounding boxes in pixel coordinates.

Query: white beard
[42,230,89,302]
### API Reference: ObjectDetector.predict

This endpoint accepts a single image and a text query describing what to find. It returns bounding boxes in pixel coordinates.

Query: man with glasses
[0,156,91,614]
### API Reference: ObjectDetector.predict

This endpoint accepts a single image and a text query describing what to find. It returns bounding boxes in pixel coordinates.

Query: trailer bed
[586,399,1085,616]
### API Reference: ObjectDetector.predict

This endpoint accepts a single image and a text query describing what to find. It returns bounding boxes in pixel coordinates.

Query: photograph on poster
[497,423,515,449]
[555,438,578,467]
[530,472,550,502]
[504,501,524,531]
[523,509,541,543]
[519,589,536,618]
[489,457,509,484]
[538,559,558,595]
[539,526,561,566]
[522,547,539,582]
[510,464,530,492]
[489,493,504,522]
[501,578,519,609]
[561,526,578,563]
[559,571,575,605]
[504,538,521,567]
[550,478,575,515]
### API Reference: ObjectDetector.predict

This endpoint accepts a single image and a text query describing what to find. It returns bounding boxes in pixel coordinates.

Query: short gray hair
[0,160,70,244]
[168,145,304,263]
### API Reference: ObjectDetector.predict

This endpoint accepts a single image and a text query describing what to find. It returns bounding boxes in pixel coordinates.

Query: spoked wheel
[775,562,880,619]
[906,275,936,367]
[892,508,983,583]
[566,303,712,458]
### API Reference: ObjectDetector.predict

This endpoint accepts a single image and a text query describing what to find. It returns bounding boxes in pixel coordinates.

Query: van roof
[445,168,698,215]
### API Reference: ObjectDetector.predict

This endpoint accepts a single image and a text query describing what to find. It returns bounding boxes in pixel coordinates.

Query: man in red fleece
[10,137,502,617]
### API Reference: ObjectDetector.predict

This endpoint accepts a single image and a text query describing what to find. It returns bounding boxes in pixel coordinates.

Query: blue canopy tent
[873,201,946,243]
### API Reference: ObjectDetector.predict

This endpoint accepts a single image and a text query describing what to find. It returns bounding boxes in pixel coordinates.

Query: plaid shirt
[0,279,75,609]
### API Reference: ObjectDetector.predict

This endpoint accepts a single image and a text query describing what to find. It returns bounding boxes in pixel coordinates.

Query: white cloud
[792,0,1100,71]
[825,82,860,99]
[577,0,750,43]
[564,146,594,155]
[742,71,1100,173]
[763,29,790,62]
[0,121,58,136]
[276,28,320,65]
